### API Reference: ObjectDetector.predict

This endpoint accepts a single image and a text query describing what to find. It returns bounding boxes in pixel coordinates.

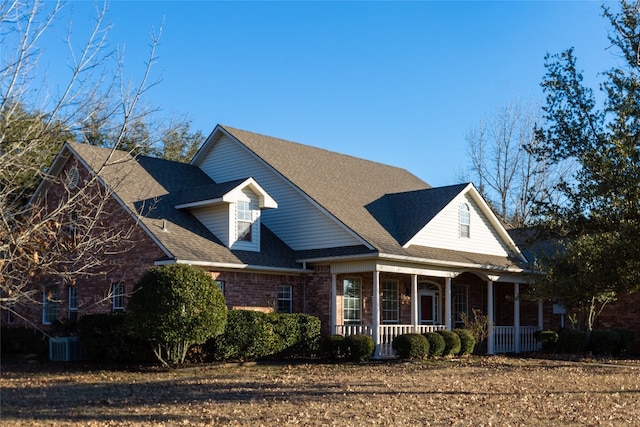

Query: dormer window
[460,202,470,238]
[237,200,253,242]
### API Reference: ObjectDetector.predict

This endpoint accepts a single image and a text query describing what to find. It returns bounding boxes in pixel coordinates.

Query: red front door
[420,294,434,325]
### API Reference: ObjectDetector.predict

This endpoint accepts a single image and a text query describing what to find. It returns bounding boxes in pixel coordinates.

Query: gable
[193,131,364,250]
[407,190,517,258]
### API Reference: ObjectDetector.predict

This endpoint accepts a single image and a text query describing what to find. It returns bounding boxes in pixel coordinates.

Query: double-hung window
[453,284,469,328]
[237,201,253,242]
[111,283,125,312]
[460,203,471,238]
[277,284,292,313]
[381,279,399,324]
[343,277,362,324]
[68,286,78,321]
[42,286,60,325]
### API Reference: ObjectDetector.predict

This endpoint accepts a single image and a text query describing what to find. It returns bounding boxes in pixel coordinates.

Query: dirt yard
[1,356,639,426]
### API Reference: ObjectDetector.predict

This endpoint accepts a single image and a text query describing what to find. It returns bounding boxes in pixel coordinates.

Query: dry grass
[1,356,640,426]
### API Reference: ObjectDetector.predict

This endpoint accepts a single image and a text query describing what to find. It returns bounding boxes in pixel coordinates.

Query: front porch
[329,265,544,358]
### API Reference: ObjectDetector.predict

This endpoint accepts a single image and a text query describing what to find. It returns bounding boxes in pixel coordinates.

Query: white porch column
[538,299,544,330]
[411,274,418,331]
[514,283,521,353]
[487,279,495,355]
[445,277,452,330]
[331,273,337,335]
[372,270,381,358]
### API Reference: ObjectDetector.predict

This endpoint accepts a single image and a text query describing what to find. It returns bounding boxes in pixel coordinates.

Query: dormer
[173,177,277,252]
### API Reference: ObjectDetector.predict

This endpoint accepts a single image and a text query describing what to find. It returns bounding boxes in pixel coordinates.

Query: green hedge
[323,335,348,360]
[556,329,587,354]
[207,310,321,362]
[78,313,152,362]
[452,329,476,356]
[392,333,429,359]
[423,332,445,357]
[535,330,559,353]
[437,330,461,356]
[0,327,48,358]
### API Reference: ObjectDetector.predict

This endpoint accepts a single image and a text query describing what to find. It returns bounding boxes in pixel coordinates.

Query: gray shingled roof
[67,142,301,270]
[219,126,523,270]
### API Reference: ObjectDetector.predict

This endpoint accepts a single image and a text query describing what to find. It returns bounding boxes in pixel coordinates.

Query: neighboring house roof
[49,142,303,272]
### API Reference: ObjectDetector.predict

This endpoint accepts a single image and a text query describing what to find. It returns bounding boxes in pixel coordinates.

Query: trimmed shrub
[78,313,151,362]
[452,329,476,356]
[266,313,321,358]
[392,333,429,359]
[611,328,635,355]
[323,334,347,360]
[535,330,559,353]
[556,329,586,354]
[0,327,48,358]
[345,334,375,362]
[589,329,620,355]
[437,330,461,356]
[423,332,445,357]
[210,310,277,362]
[128,264,227,365]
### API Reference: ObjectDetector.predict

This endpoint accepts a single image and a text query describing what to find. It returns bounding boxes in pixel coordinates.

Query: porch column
[372,270,381,358]
[538,299,544,330]
[411,274,418,331]
[514,283,521,353]
[445,277,452,330]
[487,279,495,355]
[331,273,337,334]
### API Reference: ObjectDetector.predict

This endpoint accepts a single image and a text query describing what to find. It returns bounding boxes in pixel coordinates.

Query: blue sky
[42,1,617,186]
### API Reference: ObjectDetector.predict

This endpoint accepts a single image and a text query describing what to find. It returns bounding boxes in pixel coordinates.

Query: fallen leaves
[1,357,639,426]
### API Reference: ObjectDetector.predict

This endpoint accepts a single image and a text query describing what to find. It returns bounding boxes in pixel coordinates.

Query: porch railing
[336,324,541,357]
[494,326,541,353]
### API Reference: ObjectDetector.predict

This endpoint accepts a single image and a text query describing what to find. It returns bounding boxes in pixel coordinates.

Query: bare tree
[0,0,162,317]
[465,100,573,228]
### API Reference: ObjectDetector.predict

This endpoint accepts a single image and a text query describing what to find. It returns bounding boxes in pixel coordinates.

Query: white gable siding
[409,193,511,257]
[191,204,231,247]
[197,135,361,250]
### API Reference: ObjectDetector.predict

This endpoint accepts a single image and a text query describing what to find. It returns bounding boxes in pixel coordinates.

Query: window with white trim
[381,279,399,324]
[214,280,225,294]
[237,200,253,242]
[453,284,469,328]
[277,284,292,313]
[111,283,125,312]
[343,277,362,324]
[42,286,60,325]
[460,202,471,238]
[68,286,78,321]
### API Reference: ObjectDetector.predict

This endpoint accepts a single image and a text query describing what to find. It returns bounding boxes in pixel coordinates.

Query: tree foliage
[528,1,640,330]
[127,264,227,366]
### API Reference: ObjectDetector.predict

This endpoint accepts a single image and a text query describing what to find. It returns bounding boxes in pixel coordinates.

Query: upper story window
[460,202,470,238]
[237,200,253,242]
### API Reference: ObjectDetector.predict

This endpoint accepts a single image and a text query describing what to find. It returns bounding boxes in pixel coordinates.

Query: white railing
[336,324,541,358]
[494,326,541,353]
[336,324,446,358]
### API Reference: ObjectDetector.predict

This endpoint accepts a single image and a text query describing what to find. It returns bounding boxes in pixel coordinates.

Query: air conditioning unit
[49,336,83,362]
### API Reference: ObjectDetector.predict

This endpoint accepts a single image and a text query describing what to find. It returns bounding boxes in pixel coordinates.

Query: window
[277,284,292,313]
[42,287,60,325]
[381,279,399,324]
[343,277,362,324]
[6,301,15,324]
[460,203,471,238]
[237,200,253,242]
[66,166,79,190]
[453,284,469,328]
[111,283,125,312]
[214,280,225,294]
[68,286,78,321]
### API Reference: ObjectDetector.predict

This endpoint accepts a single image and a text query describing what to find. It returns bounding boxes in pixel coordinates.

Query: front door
[419,292,437,325]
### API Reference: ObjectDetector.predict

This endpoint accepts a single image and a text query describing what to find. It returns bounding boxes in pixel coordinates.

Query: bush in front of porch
[423,332,445,357]
[392,333,429,359]
[437,330,461,356]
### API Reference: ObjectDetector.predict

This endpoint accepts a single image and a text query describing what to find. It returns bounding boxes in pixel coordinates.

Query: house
[12,125,550,357]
